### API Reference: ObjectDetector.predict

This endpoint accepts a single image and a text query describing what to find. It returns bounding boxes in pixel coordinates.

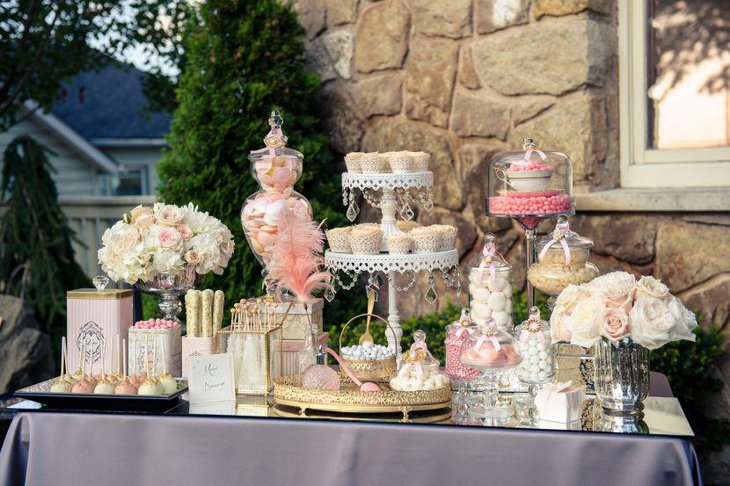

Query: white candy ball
[492,311,509,329]
[539,351,548,360]
[503,287,513,298]
[487,278,506,292]
[538,371,548,380]
[538,360,547,369]
[471,287,491,303]
[487,292,506,312]
[472,303,491,321]
[505,300,513,314]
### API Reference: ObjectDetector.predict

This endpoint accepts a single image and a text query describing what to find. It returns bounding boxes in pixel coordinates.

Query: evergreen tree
[0,136,89,345]
[157,0,347,312]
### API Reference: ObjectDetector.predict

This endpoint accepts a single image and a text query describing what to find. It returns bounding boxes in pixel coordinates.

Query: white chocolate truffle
[487,292,506,312]
[503,286,513,298]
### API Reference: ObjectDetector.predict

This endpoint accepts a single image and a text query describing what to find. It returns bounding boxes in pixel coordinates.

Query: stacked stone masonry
[296,2,730,478]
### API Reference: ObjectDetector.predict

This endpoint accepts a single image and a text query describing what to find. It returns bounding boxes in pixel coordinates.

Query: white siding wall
[103,146,164,193]
[0,119,100,196]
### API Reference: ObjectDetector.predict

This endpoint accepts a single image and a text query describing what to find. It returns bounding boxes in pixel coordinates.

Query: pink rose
[634,275,670,302]
[117,225,141,251]
[184,250,201,265]
[158,228,182,248]
[600,308,630,342]
[178,225,193,239]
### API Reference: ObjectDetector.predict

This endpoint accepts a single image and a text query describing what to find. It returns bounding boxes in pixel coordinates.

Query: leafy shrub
[157,0,350,321]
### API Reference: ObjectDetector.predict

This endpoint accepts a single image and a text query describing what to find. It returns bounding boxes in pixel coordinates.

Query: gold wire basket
[216,298,288,396]
[339,313,398,383]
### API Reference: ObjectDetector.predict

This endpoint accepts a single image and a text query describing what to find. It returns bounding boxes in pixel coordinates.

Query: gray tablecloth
[0,410,701,486]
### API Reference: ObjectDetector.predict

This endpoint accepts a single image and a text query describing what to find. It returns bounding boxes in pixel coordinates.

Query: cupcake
[349,226,383,255]
[344,152,364,173]
[360,152,387,173]
[384,151,412,173]
[431,225,458,251]
[408,151,430,171]
[387,235,413,254]
[326,227,353,253]
[396,220,421,232]
[410,227,441,253]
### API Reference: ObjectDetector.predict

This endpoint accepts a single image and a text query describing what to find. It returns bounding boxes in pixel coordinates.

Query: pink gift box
[129,327,182,377]
[66,288,133,374]
[181,336,216,377]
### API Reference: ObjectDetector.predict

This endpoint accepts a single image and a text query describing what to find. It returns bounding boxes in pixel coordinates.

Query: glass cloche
[527,216,599,300]
[390,330,450,392]
[468,234,513,331]
[486,138,574,230]
[241,111,313,267]
[460,318,521,419]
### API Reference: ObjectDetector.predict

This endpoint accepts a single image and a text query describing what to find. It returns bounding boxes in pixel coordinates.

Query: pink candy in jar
[444,309,481,382]
[132,318,179,330]
[488,190,571,216]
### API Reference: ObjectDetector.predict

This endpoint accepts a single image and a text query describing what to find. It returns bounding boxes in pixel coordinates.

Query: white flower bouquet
[550,271,697,350]
[98,203,235,284]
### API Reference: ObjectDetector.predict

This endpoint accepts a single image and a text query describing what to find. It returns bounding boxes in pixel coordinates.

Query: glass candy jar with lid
[460,319,522,419]
[445,309,481,416]
[241,111,313,268]
[468,234,513,332]
[514,307,555,386]
[486,138,574,230]
[390,330,450,392]
[527,216,599,305]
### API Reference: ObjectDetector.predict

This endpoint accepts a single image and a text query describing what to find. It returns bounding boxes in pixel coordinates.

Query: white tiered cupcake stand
[325,171,461,357]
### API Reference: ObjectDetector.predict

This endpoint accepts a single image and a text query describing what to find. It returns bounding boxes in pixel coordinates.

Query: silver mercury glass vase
[136,267,198,325]
[594,337,649,415]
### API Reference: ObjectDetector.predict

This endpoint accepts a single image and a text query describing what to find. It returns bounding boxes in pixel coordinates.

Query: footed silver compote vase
[136,266,198,324]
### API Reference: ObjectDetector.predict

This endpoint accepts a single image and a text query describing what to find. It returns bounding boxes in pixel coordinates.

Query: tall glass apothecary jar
[468,234,513,332]
[514,307,555,386]
[241,111,312,268]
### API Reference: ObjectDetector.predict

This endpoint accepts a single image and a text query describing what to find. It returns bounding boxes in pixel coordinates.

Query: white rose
[635,275,670,302]
[629,296,684,350]
[667,297,698,337]
[153,203,186,227]
[550,285,591,342]
[565,295,604,347]
[587,271,636,311]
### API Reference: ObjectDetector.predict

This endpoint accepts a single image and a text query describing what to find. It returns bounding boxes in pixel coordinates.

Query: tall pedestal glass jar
[594,338,649,415]
[444,309,480,417]
[241,112,313,272]
[468,233,513,332]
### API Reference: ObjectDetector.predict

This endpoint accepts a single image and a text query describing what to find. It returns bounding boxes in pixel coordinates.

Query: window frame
[618,0,730,188]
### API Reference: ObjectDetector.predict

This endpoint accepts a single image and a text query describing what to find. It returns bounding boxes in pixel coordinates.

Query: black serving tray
[15,377,188,412]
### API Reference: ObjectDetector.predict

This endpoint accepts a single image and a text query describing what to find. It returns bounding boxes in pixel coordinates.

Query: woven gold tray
[274,375,451,420]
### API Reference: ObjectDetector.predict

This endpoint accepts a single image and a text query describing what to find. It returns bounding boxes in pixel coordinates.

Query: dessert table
[0,374,702,486]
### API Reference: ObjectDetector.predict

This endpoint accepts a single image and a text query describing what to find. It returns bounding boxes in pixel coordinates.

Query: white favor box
[66,289,133,373]
[535,383,585,423]
[129,327,182,377]
[181,336,216,378]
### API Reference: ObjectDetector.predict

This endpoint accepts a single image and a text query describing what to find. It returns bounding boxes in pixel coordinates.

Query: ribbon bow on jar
[475,319,501,352]
[538,219,571,264]
[401,349,426,379]
[477,240,497,285]
[522,137,547,165]
[520,311,546,346]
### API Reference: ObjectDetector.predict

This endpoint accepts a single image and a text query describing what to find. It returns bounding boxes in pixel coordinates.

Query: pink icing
[507,163,554,172]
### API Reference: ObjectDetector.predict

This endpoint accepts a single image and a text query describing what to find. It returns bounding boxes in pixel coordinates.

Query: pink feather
[265,207,332,304]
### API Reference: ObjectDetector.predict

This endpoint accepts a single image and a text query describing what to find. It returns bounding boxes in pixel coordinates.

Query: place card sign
[188,353,235,404]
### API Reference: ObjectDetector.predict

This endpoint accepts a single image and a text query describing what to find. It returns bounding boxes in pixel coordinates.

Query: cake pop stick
[52,338,72,392]
[158,334,177,394]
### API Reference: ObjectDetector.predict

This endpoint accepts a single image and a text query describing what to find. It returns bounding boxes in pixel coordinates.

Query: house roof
[52,64,172,144]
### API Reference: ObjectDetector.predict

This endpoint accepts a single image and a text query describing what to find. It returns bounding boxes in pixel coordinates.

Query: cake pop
[51,337,72,393]
[71,342,95,394]
[129,338,143,388]
[94,341,116,394]
[115,338,138,395]
[157,335,177,395]
[138,336,163,395]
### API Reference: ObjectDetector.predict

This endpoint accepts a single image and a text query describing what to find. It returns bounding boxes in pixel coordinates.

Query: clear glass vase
[594,338,649,415]
[136,267,198,325]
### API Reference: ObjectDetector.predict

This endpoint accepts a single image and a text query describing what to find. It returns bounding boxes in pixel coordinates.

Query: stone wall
[296,0,729,479]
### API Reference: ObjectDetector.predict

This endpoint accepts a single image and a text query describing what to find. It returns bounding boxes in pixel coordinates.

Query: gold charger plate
[274,375,451,420]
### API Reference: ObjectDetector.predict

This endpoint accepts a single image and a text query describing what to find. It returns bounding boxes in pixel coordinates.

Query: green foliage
[157,0,347,310]
[0,136,89,345]
[0,1,123,129]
